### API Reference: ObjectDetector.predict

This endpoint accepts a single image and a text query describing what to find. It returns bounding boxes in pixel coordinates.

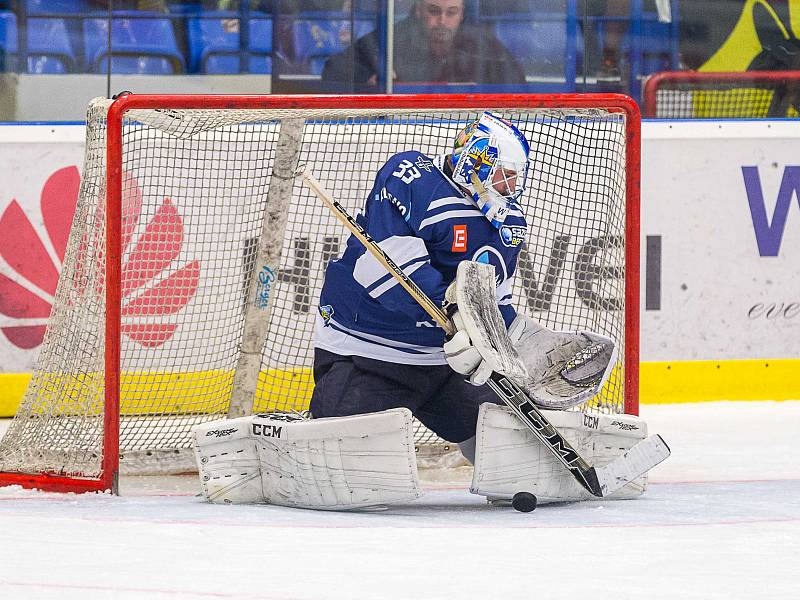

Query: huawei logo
[0,167,200,350]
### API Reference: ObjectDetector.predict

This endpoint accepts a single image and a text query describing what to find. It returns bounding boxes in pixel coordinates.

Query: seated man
[321,0,526,86]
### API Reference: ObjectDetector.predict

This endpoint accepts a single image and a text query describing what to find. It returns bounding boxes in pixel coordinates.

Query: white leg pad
[193,418,264,504]
[193,408,422,510]
[471,403,649,503]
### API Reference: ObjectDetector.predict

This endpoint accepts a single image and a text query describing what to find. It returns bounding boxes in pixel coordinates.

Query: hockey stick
[295,166,670,497]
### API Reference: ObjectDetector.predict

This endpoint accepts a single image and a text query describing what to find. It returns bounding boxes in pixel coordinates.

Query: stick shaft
[297,166,454,335]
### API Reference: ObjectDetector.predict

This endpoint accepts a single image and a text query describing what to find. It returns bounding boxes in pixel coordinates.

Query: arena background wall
[0,120,798,416]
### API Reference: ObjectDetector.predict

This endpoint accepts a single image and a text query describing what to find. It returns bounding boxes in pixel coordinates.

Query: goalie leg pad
[470,403,648,503]
[193,408,422,510]
[193,417,265,504]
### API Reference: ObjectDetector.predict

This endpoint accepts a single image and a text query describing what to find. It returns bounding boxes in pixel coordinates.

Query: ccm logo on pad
[452,225,467,252]
[252,423,283,438]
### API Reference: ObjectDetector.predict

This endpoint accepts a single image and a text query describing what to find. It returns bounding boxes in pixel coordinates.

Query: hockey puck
[512,492,537,513]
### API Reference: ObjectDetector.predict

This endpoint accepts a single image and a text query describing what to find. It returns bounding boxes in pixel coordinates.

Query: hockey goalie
[193,112,665,509]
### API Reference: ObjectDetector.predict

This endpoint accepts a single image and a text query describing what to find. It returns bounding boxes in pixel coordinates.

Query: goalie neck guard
[448,112,531,229]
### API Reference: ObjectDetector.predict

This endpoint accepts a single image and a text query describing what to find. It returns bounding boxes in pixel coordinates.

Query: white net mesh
[0,98,632,481]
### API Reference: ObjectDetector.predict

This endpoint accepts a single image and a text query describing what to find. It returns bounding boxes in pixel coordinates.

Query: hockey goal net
[0,94,640,493]
[643,70,800,118]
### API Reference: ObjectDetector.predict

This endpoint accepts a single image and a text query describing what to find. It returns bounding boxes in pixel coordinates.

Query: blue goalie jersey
[315,151,528,365]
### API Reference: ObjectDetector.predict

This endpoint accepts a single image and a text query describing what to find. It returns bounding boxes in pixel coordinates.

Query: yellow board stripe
[0,373,31,417]
[1,359,798,417]
[639,359,800,403]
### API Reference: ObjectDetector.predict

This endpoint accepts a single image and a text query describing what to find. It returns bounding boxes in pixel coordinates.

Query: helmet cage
[449,113,531,227]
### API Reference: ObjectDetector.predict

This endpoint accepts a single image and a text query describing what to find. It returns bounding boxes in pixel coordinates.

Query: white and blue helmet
[449,112,531,228]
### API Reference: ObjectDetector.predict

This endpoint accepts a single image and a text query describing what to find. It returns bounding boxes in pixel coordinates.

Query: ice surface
[1,402,799,600]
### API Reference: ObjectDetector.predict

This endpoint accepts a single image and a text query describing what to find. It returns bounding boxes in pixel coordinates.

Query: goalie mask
[449,112,531,228]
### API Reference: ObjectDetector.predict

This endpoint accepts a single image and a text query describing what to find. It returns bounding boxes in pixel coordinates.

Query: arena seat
[84,12,184,74]
[24,0,92,14]
[166,2,203,15]
[187,13,272,74]
[627,13,680,77]
[0,11,76,73]
[293,15,374,75]
[494,17,581,90]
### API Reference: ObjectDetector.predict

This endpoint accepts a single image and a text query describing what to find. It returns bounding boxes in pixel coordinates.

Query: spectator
[321,0,525,87]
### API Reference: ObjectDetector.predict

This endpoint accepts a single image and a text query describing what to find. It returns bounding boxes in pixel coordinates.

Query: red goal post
[0,93,641,494]
[643,70,800,118]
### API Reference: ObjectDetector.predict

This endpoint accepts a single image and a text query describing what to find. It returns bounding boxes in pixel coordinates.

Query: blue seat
[84,12,184,74]
[293,16,374,75]
[25,0,89,71]
[627,17,678,75]
[25,0,92,14]
[0,11,76,73]
[187,13,272,74]
[494,17,582,85]
[619,1,680,102]
[167,2,204,15]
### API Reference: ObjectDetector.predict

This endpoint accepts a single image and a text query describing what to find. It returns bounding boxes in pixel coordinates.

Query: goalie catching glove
[443,261,617,410]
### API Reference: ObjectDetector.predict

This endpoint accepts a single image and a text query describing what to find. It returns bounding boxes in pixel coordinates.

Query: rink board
[1,120,799,415]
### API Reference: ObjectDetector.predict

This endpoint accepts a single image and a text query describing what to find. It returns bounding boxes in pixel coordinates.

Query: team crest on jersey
[499,225,526,248]
[318,304,335,326]
[415,156,434,172]
[472,246,508,285]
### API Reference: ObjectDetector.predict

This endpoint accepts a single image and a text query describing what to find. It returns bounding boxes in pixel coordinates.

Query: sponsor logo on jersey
[318,304,334,326]
[473,246,508,285]
[252,423,283,438]
[415,156,434,172]
[499,225,526,248]
[379,187,411,221]
[452,224,468,252]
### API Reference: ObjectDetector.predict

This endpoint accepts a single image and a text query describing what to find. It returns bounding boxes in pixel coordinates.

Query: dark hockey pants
[310,348,500,443]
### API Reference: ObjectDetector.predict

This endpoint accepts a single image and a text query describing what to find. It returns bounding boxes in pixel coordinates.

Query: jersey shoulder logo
[499,224,527,248]
[452,224,468,252]
[414,155,434,173]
